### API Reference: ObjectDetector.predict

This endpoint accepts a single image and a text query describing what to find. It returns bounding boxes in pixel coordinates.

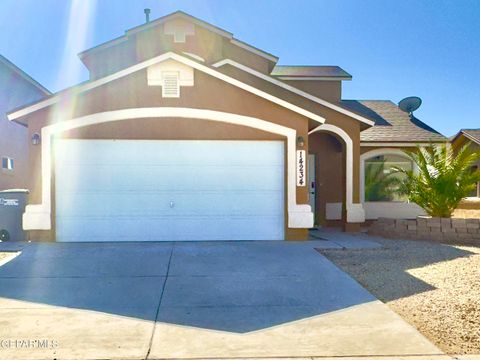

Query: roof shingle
[341,100,446,143]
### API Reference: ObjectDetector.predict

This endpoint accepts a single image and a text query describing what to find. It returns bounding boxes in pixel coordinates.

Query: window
[469,165,480,198]
[1,157,14,171]
[364,154,413,202]
[162,72,180,98]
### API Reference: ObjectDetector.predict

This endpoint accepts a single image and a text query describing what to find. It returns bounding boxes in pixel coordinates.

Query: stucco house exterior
[7,11,447,242]
[0,55,50,190]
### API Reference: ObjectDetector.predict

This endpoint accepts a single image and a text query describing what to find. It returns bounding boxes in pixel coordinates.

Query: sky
[0,0,478,137]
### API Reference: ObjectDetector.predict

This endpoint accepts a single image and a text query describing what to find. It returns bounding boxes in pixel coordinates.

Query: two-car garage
[54,139,285,242]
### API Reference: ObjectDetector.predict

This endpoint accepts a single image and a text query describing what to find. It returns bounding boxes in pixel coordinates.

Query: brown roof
[271,66,351,79]
[452,129,480,145]
[340,100,446,143]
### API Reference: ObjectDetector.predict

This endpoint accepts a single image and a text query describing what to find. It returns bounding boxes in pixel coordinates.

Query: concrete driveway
[0,239,443,360]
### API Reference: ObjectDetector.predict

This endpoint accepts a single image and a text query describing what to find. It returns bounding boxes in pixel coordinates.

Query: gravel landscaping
[319,236,480,354]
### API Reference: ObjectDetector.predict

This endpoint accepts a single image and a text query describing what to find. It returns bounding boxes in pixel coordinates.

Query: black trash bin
[0,189,28,241]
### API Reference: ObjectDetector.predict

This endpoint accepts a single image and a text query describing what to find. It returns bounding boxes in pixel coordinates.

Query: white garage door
[54,139,284,241]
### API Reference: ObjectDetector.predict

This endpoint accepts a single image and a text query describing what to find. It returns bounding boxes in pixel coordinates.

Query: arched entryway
[308,123,365,230]
[308,131,346,226]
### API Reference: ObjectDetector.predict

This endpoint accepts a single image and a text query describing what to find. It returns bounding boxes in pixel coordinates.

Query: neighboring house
[0,55,50,190]
[7,11,446,242]
[451,129,480,198]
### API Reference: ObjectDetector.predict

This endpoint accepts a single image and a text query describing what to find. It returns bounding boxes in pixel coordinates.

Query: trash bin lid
[0,189,29,194]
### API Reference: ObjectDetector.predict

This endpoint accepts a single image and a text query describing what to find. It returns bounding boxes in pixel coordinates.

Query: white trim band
[23,107,314,231]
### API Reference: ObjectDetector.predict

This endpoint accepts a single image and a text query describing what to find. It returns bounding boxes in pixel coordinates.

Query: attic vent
[162,72,180,98]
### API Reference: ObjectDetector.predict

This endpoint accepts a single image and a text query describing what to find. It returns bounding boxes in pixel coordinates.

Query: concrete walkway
[0,239,443,360]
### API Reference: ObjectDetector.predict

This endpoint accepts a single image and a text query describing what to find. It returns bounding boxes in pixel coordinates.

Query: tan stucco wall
[283,80,341,103]
[24,68,313,241]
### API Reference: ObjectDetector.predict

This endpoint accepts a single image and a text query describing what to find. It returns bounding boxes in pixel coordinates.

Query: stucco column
[345,131,365,231]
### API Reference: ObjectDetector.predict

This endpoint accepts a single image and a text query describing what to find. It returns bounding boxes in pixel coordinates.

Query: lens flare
[51,0,97,125]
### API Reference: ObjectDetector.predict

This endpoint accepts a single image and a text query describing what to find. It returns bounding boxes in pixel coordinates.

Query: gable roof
[78,11,278,63]
[7,52,324,124]
[341,100,446,143]
[271,65,352,80]
[451,129,480,145]
[0,55,51,96]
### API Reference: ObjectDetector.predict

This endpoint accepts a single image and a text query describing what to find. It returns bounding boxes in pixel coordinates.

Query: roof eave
[275,76,352,81]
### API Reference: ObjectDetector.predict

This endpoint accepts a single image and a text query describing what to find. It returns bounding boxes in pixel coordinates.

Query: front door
[308,154,316,222]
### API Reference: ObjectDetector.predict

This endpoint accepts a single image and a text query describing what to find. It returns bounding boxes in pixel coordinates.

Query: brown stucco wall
[283,80,341,103]
[24,67,313,241]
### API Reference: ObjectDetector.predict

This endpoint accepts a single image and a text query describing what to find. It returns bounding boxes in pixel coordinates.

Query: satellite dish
[398,96,422,117]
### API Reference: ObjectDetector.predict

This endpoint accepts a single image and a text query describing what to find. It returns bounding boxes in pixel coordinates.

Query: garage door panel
[55,166,284,192]
[55,140,285,242]
[56,192,284,216]
[55,141,284,166]
[56,216,284,241]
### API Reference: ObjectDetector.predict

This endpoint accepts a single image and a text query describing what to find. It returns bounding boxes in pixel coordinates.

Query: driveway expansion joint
[146,243,175,360]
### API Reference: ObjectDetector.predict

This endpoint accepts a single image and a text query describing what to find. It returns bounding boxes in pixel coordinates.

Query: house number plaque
[296,150,306,187]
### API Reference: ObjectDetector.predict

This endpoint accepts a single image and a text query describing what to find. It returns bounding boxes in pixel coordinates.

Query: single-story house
[7,11,447,242]
[0,55,50,190]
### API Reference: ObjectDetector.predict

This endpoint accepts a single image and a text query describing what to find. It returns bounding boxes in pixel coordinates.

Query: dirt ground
[320,237,480,354]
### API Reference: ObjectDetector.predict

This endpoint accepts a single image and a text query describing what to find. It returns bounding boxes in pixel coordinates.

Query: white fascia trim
[276,76,351,81]
[230,39,279,62]
[78,36,128,59]
[309,124,365,223]
[24,107,313,231]
[182,52,205,62]
[212,59,375,126]
[8,52,324,125]
[360,142,444,147]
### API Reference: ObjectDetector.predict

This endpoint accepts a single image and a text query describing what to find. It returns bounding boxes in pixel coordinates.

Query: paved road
[0,239,441,359]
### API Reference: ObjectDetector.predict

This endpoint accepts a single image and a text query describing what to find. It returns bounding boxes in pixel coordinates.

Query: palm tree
[393,144,480,218]
[365,160,401,201]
